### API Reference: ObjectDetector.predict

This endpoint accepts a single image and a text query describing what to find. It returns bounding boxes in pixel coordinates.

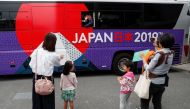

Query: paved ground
[0,68,190,109]
[172,62,190,72]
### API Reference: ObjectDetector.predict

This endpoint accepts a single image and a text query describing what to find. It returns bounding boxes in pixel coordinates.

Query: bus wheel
[112,53,131,75]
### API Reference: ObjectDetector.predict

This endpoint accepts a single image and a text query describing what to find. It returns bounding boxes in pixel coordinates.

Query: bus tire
[112,53,132,75]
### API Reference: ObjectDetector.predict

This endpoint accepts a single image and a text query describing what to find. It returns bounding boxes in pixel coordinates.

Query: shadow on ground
[0,67,182,81]
[0,70,116,80]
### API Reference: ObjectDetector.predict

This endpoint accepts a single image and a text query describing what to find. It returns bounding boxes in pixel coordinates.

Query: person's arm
[29,49,38,72]
[53,54,63,66]
[60,74,63,90]
[84,19,93,27]
[118,76,126,85]
[142,53,160,72]
[73,73,78,88]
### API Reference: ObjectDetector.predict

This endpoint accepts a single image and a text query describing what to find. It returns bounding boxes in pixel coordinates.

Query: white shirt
[60,72,78,90]
[29,48,61,76]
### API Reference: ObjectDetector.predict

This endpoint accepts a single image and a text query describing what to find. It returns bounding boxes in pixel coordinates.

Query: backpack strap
[155,51,165,68]
[155,50,174,68]
[164,50,174,64]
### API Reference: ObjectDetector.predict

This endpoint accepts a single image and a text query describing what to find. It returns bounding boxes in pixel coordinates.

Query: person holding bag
[139,33,175,109]
[29,33,63,109]
[134,37,161,100]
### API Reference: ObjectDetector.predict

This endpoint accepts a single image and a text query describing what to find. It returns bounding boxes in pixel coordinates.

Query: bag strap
[35,73,53,81]
[35,49,53,81]
[35,49,38,81]
[65,74,75,87]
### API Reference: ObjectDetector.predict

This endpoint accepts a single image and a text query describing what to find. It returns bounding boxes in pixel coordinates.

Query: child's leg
[69,101,74,109]
[120,93,130,109]
[64,101,68,109]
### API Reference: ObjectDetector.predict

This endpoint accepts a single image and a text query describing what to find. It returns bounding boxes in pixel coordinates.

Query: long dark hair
[63,61,74,75]
[42,33,57,52]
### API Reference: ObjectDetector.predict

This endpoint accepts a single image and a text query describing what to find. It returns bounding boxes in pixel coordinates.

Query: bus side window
[9,12,17,30]
[143,4,183,29]
[96,11,124,29]
[0,11,16,31]
[125,12,143,29]
[0,11,9,30]
[81,11,94,27]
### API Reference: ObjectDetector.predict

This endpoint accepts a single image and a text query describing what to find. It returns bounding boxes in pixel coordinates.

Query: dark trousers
[140,83,165,109]
[32,74,55,109]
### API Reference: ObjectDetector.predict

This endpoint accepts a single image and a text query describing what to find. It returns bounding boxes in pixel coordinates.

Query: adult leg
[152,84,165,109]
[140,83,155,109]
[140,98,151,109]
[42,91,55,109]
[42,78,55,109]
[32,74,42,109]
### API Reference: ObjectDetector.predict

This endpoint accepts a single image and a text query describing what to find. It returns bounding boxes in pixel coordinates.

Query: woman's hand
[140,53,145,59]
[140,53,148,65]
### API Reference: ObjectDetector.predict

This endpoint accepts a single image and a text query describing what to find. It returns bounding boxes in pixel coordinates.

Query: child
[60,61,78,109]
[117,61,135,109]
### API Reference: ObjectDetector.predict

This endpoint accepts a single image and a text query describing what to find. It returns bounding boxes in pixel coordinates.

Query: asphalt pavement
[0,68,190,109]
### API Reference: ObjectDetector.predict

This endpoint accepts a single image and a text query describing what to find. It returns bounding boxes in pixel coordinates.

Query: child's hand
[117,77,122,81]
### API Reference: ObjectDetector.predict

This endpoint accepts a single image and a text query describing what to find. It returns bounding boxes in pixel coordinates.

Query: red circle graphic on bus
[16,3,93,56]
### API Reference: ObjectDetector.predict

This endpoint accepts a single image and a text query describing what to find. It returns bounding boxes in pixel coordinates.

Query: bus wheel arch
[112,51,134,75]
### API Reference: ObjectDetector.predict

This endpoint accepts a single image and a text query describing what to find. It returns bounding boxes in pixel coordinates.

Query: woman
[29,33,63,109]
[140,33,175,109]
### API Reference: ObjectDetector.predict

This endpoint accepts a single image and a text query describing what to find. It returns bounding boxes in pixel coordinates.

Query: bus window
[125,12,143,29]
[143,4,183,29]
[96,11,124,29]
[0,11,9,30]
[95,2,143,11]
[0,11,16,31]
[9,12,17,29]
[81,11,94,27]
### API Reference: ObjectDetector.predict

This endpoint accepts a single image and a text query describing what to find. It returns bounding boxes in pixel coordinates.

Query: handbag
[134,71,151,99]
[35,75,54,95]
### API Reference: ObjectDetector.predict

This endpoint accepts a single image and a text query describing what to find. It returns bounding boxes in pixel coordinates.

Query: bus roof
[1,0,190,4]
